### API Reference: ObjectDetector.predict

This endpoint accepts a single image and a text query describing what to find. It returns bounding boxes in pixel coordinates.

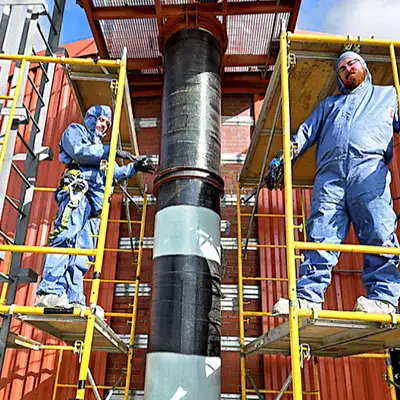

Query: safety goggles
[337,58,360,76]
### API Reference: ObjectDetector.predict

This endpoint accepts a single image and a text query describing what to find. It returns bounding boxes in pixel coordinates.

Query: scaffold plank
[244,317,400,358]
[15,313,128,354]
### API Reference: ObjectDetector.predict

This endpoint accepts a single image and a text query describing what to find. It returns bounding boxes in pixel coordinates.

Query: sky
[58,0,400,45]
[297,0,400,39]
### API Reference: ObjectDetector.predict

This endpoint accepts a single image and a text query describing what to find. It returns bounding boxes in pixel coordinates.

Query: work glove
[116,149,137,162]
[264,150,284,190]
[134,156,155,174]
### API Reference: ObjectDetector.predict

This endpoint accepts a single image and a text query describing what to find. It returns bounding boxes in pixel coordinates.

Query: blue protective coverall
[37,105,138,305]
[295,52,400,306]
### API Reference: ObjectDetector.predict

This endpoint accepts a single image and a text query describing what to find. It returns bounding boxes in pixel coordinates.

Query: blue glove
[265,150,284,190]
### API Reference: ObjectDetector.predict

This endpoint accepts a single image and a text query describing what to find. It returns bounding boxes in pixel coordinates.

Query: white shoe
[353,296,396,314]
[35,293,69,308]
[272,297,322,316]
[71,304,105,319]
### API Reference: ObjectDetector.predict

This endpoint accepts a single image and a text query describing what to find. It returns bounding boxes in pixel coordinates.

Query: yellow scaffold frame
[236,187,397,399]
[283,31,400,400]
[236,31,400,400]
[236,186,322,399]
[0,51,146,399]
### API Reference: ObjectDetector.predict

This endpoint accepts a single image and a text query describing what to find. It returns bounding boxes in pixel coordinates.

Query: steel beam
[128,72,270,86]
[80,0,109,58]
[287,0,301,32]
[126,54,277,71]
[91,0,296,20]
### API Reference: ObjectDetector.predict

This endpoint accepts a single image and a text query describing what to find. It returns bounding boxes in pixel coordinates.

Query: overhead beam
[91,0,296,20]
[127,57,163,70]
[287,0,301,32]
[130,84,269,97]
[129,72,270,86]
[80,0,109,58]
[126,54,277,70]
[129,72,270,96]
[223,54,277,67]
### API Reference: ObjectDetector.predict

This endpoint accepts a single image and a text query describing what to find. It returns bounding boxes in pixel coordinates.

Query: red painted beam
[131,85,268,97]
[80,0,109,58]
[129,72,270,86]
[92,0,296,20]
[126,54,277,71]
[223,54,277,67]
[129,72,270,96]
[127,57,163,70]
[287,0,302,32]
[222,86,267,94]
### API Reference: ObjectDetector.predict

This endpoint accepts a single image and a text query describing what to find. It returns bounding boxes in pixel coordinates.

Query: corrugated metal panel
[257,183,396,399]
[161,0,197,4]
[226,13,289,55]
[224,66,259,72]
[100,18,161,58]
[94,0,154,7]
[228,0,273,2]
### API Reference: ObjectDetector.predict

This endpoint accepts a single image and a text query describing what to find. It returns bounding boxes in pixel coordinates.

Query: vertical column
[145,26,225,400]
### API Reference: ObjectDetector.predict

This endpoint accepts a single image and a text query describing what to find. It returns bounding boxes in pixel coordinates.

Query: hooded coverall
[295,51,400,306]
[37,105,138,305]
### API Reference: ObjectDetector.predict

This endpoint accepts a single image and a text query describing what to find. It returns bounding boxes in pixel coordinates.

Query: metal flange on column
[144,10,227,400]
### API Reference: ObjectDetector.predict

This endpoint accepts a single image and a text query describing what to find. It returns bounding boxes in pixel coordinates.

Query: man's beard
[343,69,366,90]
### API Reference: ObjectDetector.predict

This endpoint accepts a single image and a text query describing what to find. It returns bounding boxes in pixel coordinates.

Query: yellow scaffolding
[236,185,321,399]
[236,31,400,399]
[0,51,147,399]
[237,191,398,398]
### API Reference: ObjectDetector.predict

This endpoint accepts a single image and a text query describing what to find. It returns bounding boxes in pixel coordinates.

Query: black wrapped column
[144,28,224,400]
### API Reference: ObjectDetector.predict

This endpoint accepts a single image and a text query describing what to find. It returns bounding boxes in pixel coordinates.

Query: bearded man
[265,51,400,314]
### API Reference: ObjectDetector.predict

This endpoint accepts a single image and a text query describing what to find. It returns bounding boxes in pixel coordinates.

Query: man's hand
[135,156,155,174]
[264,150,284,190]
[116,149,137,162]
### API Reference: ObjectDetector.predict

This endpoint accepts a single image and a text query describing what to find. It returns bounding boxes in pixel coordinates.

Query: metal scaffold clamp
[110,79,118,95]
[288,53,296,69]
[74,340,84,363]
[300,343,311,368]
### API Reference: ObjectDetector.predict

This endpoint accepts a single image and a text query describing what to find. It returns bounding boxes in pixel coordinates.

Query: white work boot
[35,293,69,308]
[71,304,105,319]
[353,296,397,314]
[272,297,322,316]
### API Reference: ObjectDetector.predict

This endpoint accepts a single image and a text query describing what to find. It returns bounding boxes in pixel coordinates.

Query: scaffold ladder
[0,48,142,400]
[0,0,65,372]
[237,30,400,400]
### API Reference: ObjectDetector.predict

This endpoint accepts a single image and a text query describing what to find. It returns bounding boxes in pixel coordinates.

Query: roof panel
[226,12,289,55]
[93,0,154,6]
[100,18,161,58]
[161,0,197,4]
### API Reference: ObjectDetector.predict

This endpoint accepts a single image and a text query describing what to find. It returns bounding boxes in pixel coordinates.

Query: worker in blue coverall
[35,105,154,312]
[265,51,400,315]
